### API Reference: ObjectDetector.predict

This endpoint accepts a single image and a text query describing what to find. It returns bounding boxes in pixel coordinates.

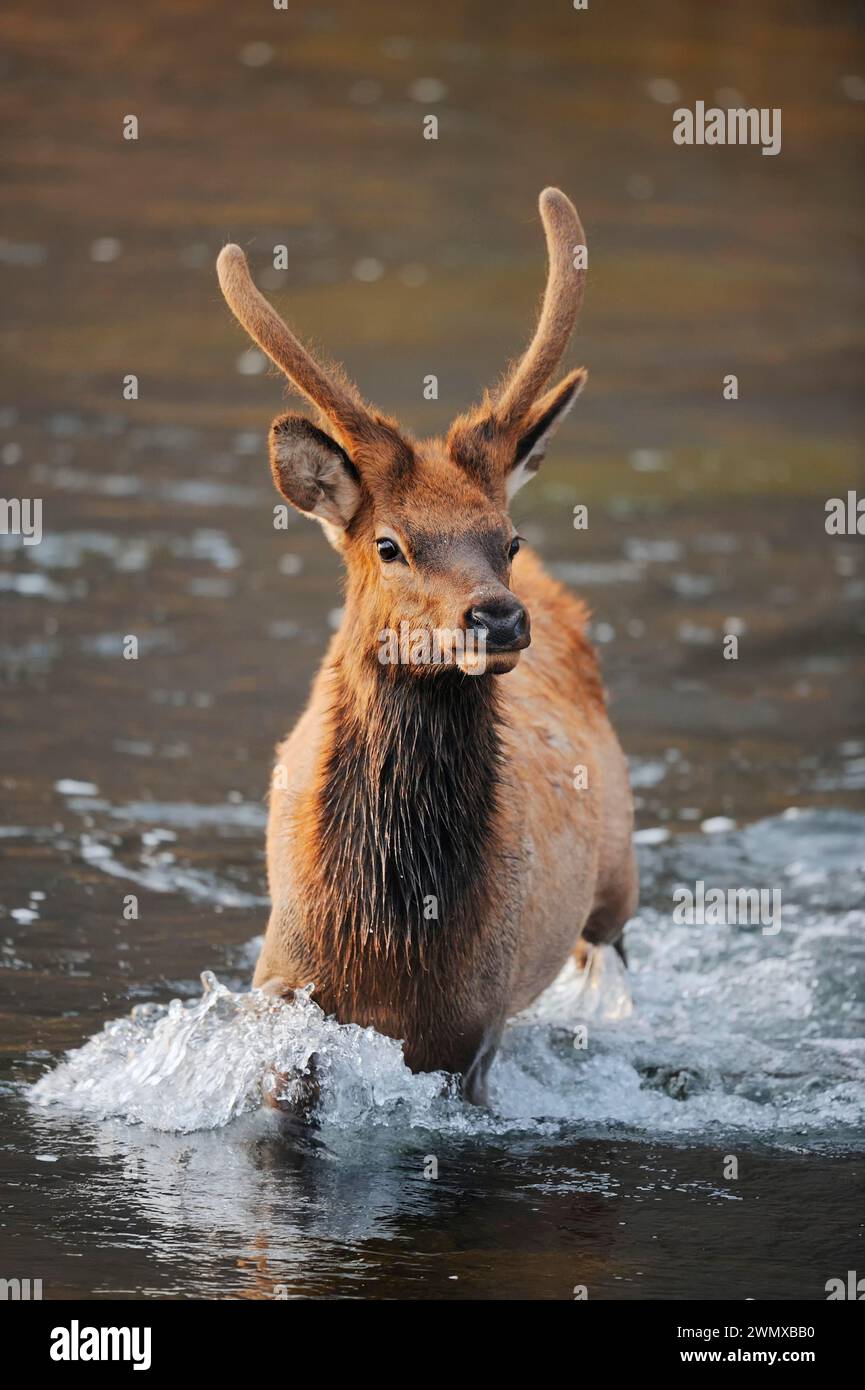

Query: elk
[216,188,637,1105]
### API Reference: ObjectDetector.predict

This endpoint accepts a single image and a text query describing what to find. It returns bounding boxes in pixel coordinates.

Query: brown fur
[217,189,637,1106]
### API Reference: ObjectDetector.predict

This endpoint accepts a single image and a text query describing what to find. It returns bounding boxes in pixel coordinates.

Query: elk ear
[269,414,362,540]
[506,368,587,500]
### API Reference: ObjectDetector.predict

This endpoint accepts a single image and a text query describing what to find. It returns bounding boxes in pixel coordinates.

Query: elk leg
[263,1052,321,1122]
[256,976,321,1122]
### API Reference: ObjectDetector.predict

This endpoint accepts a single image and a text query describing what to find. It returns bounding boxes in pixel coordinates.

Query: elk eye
[376,536,404,564]
[508,535,522,561]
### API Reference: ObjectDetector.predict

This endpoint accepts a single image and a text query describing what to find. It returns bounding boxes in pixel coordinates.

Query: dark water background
[1,0,864,1299]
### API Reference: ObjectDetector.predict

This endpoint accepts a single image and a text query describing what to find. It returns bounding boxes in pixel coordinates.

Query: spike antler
[493,188,586,434]
[216,244,373,443]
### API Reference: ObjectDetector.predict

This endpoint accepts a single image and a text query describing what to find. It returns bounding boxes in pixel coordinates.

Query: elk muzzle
[466,595,531,652]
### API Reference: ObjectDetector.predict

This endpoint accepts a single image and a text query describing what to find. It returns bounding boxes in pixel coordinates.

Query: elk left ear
[269,413,362,542]
[507,368,587,500]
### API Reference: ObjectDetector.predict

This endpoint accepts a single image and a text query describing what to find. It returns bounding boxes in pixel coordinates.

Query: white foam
[30,811,865,1148]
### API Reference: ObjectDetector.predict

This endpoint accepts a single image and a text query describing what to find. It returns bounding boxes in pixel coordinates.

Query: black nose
[466,598,530,651]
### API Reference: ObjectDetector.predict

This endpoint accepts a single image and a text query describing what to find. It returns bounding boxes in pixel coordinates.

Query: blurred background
[0,0,863,1301]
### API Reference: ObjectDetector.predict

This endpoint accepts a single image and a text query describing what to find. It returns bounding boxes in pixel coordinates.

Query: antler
[216,244,373,442]
[493,188,586,433]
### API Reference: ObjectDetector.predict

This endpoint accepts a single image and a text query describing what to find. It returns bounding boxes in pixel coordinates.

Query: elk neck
[306,631,505,981]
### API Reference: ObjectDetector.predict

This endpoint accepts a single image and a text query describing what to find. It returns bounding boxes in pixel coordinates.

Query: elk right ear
[269,414,362,538]
[506,368,586,500]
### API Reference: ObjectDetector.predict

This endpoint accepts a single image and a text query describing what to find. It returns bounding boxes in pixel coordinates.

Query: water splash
[31,810,865,1148]
[32,973,456,1135]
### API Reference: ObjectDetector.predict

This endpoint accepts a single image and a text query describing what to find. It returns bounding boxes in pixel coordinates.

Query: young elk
[217,188,637,1104]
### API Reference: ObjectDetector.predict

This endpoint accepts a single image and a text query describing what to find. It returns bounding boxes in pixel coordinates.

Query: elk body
[217,189,637,1104]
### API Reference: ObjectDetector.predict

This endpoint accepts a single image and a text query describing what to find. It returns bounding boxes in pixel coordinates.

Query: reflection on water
[1,0,863,1299]
[20,1107,857,1301]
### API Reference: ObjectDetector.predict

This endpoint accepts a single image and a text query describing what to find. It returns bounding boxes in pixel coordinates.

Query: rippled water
[7,809,861,1300]
[29,810,865,1146]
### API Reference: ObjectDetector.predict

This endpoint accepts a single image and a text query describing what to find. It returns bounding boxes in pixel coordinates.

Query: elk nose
[466,598,530,651]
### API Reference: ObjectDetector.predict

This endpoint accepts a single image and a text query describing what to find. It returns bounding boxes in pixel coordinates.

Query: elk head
[217,188,587,677]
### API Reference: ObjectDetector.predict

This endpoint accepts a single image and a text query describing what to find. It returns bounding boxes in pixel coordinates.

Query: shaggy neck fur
[307,655,504,1000]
